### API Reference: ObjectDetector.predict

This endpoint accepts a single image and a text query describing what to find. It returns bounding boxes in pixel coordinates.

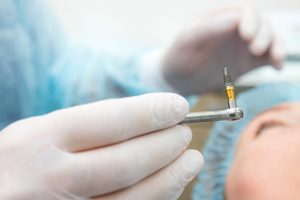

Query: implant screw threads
[223,67,237,108]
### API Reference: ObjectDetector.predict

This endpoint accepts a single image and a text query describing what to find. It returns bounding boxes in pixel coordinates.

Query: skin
[226,102,300,200]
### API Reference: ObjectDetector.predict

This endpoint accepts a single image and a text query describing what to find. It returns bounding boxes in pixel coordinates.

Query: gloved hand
[161,3,286,95]
[0,93,204,200]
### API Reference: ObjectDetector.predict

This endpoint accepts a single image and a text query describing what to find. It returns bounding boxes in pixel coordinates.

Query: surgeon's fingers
[270,34,286,69]
[239,5,259,42]
[45,93,189,152]
[249,17,272,57]
[66,125,192,197]
[93,150,204,200]
[238,5,286,69]
[191,10,239,42]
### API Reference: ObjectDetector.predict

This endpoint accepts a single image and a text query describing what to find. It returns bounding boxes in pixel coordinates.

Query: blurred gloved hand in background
[160,3,286,95]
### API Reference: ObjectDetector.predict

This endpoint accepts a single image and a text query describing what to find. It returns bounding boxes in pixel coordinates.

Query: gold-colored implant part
[226,86,235,101]
[223,67,237,108]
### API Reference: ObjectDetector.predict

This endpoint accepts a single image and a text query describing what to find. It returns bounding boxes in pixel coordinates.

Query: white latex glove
[161,3,286,95]
[0,93,204,200]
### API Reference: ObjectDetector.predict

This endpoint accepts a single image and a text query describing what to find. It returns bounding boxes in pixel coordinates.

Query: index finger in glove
[45,93,189,152]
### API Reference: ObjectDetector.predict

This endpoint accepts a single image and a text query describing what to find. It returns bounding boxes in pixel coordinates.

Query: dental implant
[223,67,237,108]
[179,67,244,124]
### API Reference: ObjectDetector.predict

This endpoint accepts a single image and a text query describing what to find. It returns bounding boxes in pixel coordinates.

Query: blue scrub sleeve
[0,0,158,128]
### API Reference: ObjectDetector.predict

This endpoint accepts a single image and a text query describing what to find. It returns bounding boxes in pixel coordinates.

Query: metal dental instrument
[180,107,244,123]
[180,67,244,124]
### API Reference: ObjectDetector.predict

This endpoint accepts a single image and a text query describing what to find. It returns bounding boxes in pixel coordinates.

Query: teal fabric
[193,83,300,200]
[0,0,161,129]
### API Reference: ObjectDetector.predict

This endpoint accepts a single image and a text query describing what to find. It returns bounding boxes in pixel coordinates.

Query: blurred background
[49,0,300,199]
[49,0,300,89]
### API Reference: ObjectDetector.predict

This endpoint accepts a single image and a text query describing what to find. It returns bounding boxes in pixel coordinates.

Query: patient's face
[225,102,300,200]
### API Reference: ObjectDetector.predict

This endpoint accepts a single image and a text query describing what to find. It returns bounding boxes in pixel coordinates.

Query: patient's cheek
[225,159,264,200]
[225,137,300,200]
[225,143,283,200]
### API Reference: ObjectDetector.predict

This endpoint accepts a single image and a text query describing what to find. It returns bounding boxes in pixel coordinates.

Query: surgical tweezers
[180,67,244,124]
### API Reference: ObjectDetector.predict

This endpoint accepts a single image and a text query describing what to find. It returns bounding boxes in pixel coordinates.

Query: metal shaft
[180,108,244,124]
